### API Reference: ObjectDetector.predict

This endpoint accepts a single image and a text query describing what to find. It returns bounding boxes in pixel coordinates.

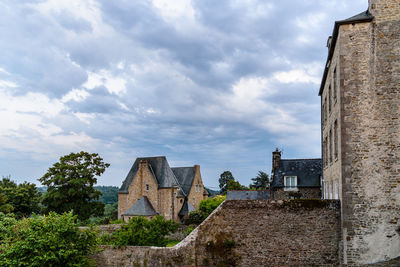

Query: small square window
[145,184,149,191]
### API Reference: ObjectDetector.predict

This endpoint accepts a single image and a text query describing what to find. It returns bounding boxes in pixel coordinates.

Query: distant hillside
[205,187,220,197]
[37,186,119,205]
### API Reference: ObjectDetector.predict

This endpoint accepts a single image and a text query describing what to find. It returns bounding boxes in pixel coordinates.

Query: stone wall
[93,199,341,266]
[272,187,321,199]
[338,3,400,264]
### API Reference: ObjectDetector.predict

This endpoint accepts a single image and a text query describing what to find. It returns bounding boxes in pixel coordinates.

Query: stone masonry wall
[339,2,400,264]
[94,199,341,267]
[273,187,321,199]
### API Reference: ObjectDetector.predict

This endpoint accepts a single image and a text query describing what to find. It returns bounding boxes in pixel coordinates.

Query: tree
[225,179,248,191]
[186,195,226,224]
[249,171,269,189]
[219,171,235,194]
[0,194,13,214]
[39,151,110,221]
[0,212,98,267]
[110,216,178,247]
[0,178,41,218]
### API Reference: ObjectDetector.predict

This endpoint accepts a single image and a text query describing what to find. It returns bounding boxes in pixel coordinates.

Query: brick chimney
[272,148,281,172]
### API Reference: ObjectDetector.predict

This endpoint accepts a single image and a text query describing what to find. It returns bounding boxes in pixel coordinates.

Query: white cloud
[273,63,322,84]
[62,88,90,103]
[83,70,127,96]
[151,0,196,22]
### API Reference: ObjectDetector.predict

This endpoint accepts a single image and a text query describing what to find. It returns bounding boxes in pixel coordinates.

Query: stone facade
[270,149,322,199]
[94,199,342,267]
[319,0,400,264]
[273,187,321,199]
[118,157,207,222]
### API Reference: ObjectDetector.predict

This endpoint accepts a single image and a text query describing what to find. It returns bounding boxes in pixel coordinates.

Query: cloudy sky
[0,0,367,189]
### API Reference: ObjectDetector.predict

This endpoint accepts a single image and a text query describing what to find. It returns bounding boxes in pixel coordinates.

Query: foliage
[0,178,41,218]
[249,171,269,189]
[186,195,226,224]
[225,179,248,192]
[218,171,235,194]
[95,186,119,205]
[166,240,180,247]
[0,193,13,214]
[110,216,178,247]
[184,226,194,236]
[39,151,109,221]
[0,212,98,267]
[0,212,17,241]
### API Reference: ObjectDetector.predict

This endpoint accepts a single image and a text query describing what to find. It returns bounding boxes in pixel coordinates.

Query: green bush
[186,195,226,224]
[110,216,178,247]
[0,212,98,267]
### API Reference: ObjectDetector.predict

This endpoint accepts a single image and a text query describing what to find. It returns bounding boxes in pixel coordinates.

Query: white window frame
[284,176,298,191]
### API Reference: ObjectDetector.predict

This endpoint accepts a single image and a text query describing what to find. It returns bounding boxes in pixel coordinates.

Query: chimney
[368,0,400,22]
[139,160,148,196]
[272,148,281,172]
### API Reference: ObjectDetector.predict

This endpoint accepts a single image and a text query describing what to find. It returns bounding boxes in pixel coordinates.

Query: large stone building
[118,156,208,222]
[319,0,400,264]
[270,149,322,199]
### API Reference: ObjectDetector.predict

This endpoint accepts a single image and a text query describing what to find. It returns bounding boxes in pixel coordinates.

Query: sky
[0,0,367,190]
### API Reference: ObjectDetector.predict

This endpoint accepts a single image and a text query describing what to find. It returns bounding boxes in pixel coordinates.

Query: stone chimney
[272,148,281,172]
[139,160,148,196]
[368,0,400,22]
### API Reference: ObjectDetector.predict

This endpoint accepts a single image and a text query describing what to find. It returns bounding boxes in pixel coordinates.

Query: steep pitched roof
[171,167,195,196]
[271,158,322,188]
[178,199,195,216]
[119,156,179,193]
[122,196,157,216]
[319,10,373,96]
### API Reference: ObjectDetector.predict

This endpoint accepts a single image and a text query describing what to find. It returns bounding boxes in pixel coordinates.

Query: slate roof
[226,190,270,200]
[178,199,195,216]
[119,156,179,193]
[171,167,195,196]
[271,158,322,188]
[319,10,373,96]
[122,196,158,216]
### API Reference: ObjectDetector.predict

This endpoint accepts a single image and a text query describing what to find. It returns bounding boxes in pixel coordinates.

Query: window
[284,176,297,191]
[334,183,338,199]
[328,84,332,114]
[145,184,149,191]
[322,102,325,128]
[334,120,338,160]
[323,136,328,167]
[333,66,337,103]
[324,97,328,122]
[329,129,333,163]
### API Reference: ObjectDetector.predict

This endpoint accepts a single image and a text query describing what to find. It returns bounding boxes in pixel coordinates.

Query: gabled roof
[122,196,157,216]
[318,10,373,96]
[171,167,195,196]
[119,156,179,193]
[178,199,195,216]
[271,158,322,188]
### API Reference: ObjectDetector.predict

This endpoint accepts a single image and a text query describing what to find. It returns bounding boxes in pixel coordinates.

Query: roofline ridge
[281,158,322,161]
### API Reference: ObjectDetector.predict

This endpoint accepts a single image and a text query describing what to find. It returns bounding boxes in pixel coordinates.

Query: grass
[166,240,180,247]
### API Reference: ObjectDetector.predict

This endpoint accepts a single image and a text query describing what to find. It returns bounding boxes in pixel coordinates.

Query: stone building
[270,149,322,199]
[319,0,400,264]
[118,156,208,222]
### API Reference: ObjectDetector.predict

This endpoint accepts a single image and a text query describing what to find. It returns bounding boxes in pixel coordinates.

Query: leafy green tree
[0,212,98,267]
[95,186,118,205]
[39,151,110,221]
[0,212,17,241]
[249,171,269,189]
[0,194,13,214]
[225,179,248,192]
[0,178,41,218]
[219,171,235,194]
[186,195,226,224]
[111,216,178,247]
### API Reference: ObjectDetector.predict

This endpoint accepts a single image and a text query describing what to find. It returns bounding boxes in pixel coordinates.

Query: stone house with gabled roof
[270,149,322,199]
[118,156,208,222]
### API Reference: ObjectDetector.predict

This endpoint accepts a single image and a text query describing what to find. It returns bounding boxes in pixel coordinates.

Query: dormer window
[284,176,298,191]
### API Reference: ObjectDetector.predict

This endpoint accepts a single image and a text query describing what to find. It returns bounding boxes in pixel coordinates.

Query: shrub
[186,195,226,225]
[0,212,98,267]
[111,216,178,247]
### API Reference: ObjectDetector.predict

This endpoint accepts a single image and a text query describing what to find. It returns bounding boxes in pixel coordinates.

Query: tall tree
[0,178,41,218]
[39,151,110,221]
[249,171,269,189]
[218,171,235,194]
